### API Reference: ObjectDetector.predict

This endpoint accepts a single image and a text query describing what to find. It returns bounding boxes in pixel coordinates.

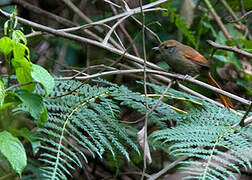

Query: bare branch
[54,69,251,106]
[148,156,188,180]
[0,9,161,70]
[203,0,232,39]
[206,40,252,58]
[63,0,169,31]
[229,10,252,23]
[103,14,131,45]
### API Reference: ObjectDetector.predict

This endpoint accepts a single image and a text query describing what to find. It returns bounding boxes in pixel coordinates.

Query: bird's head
[152,40,182,57]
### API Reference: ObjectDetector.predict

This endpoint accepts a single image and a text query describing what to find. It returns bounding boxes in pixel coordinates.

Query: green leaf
[237,75,252,95]
[157,61,171,71]
[226,24,245,41]
[174,14,196,47]
[13,43,28,60]
[239,39,252,49]
[16,90,45,121]
[226,51,242,70]
[216,31,227,44]
[213,54,227,63]
[0,78,4,107]
[31,64,55,95]
[4,20,9,35]
[12,57,35,92]
[38,107,48,126]
[0,91,21,110]
[12,30,27,45]
[202,20,217,38]
[0,37,13,56]
[15,67,35,92]
[9,128,40,155]
[0,131,27,176]
[12,57,31,69]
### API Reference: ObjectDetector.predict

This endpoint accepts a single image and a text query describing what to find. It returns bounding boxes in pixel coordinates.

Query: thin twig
[131,16,162,44]
[203,0,232,39]
[5,81,35,92]
[25,30,43,38]
[109,4,140,57]
[100,23,126,50]
[148,156,188,180]
[239,103,252,126]
[239,0,246,15]
[54,69,251,106]
[231,10,252,23]
[136,82,172,123]
[59,7,166,33]
[62,0,169,31]
[1,8,250,108]
[244,116,252,125]
[12,0,124,49]
[220,0,252,40]
[103,14,131,45]
[140,0,150,178]
[11,0,103,42]
[120,0,131,11]
[61,0,104,33]
[0,9,162,70]
[104,0,122,8]
[206,40,252,58]
[61,0,125,50]
[220,0,240,23]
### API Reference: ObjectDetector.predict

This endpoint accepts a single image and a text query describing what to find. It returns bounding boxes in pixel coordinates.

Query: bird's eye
[164,45,175,49]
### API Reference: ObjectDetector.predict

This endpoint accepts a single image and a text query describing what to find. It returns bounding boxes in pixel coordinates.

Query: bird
[153,40,233,110]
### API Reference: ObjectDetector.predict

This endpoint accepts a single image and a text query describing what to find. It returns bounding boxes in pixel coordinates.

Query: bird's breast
[164,53,201,76]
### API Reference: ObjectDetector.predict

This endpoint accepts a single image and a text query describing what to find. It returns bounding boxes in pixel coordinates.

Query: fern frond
[35,80,142,179]
[150,102,252,180]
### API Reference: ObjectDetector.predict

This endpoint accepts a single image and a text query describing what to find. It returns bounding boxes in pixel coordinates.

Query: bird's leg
[183,74,199,81]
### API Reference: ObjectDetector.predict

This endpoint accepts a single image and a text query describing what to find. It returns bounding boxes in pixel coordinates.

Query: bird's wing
[183,47,209,67]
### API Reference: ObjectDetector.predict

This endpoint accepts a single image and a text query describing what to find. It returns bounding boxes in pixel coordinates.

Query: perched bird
[153,40,233,110]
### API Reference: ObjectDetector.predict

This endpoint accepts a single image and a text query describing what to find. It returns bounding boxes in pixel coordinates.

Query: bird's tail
[207,72,234,110]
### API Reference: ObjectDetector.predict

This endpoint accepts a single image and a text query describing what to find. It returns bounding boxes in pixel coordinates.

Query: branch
[102,8,165,45]
[148,156,188,180]
[203,0,232,39]
[61,0,101,28]
[11,0,103,42]
[229,10,252,23]
[1,8,250,108]
[139,1,150,178]
[239,103,252,126]
[109,4,140,57]
[5,81,35,92]
[206,40,252,58]
[103,14,131,45]
[0,9,162,71]
[54,69,251,106]
[91,0,169,26]
[59,0,169,32]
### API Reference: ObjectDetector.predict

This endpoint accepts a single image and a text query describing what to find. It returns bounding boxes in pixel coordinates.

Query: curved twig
[206,40,252,58]
[229,10,252,23]
[103,14,131,45]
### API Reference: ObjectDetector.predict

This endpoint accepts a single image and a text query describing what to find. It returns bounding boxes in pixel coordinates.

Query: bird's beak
[152,46,159,50]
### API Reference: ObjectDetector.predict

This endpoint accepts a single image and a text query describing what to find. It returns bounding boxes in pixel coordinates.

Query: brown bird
[153,40,233,110]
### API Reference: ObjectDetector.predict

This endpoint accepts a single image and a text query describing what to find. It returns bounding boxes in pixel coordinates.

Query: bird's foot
[183,74,199,81]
